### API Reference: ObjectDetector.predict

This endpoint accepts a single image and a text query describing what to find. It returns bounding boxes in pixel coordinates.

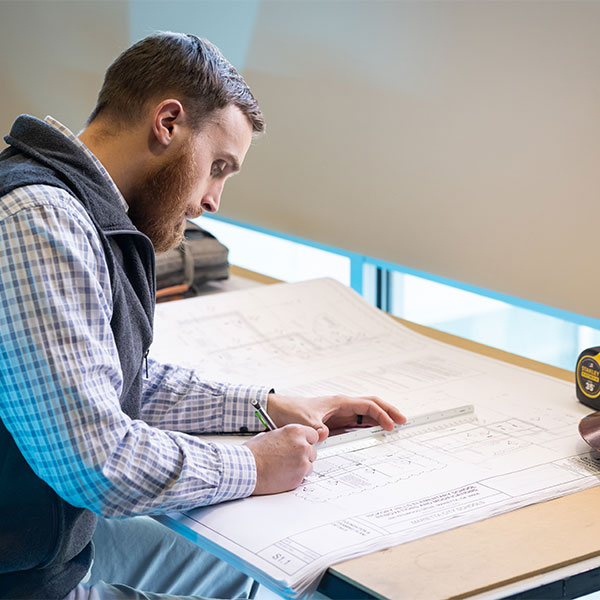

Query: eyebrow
[222,152,241,173]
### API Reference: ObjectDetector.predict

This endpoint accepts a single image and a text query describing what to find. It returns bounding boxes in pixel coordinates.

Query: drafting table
[162,266,600,600]
[320,318,600,600]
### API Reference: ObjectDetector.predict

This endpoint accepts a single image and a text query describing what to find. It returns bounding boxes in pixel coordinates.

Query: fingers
[307,442,318,475]
[322,394,406,432]
[305,434,317,477]
[245,424,319,496]
[266,392,404,440]
[316,423,329,442]
[245,395,405,496]
[281,424,317,479]
[362,401,396,430]
[330,396,400,430]
[384,402,407,425]
[362,397,406,429]
[297,425,319,445]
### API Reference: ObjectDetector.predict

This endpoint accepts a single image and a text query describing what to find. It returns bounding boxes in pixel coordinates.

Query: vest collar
[4,114,136,234]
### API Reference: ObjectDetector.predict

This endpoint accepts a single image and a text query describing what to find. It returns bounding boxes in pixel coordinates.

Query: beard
[127,142,197,253]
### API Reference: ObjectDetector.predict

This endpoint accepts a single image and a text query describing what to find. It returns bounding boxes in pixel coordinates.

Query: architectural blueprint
[151,279,600,598]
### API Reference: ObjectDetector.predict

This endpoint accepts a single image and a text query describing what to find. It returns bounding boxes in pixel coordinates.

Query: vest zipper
[143,349,149,378]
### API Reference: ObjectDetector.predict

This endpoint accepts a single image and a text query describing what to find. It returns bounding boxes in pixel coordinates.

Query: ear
[151,99,185,148]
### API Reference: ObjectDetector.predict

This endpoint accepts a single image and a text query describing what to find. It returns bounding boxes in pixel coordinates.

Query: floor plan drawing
[152,279,600,598]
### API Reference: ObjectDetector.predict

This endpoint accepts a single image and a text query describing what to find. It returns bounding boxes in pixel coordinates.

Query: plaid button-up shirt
[0,117,268,517]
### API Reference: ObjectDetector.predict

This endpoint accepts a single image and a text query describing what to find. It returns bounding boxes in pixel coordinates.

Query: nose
[201,180,224,213]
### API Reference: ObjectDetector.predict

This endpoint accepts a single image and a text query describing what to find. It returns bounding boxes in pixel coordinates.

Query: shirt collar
[44,116,129,213]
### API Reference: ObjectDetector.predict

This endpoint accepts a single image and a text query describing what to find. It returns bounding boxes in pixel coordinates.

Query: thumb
[315,422,329,442]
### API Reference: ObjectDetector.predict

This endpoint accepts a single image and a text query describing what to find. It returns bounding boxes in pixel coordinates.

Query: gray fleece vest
[0,115,155,599]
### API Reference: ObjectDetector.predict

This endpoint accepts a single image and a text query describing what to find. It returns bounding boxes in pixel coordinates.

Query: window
[197,216,600,371]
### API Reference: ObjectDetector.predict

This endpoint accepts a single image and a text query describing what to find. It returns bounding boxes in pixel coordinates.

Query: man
[0,32,405,599]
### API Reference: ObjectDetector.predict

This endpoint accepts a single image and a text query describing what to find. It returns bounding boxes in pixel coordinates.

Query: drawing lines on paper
[297,440,446,502]
[158,308,409,379]
[478,452,600,498]
[419,413,583,463]
[297,410,591,503]
[281,355,482,399]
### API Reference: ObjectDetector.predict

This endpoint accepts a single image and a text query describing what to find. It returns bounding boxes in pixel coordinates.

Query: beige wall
[2,1,599,319]
[0,0,129,136]
[220,1,600,319]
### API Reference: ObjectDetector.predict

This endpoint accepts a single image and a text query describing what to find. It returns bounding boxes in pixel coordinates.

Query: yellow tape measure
[576,347,600,409]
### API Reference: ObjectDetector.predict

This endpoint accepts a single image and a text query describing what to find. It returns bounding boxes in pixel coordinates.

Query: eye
[211,160,227,177]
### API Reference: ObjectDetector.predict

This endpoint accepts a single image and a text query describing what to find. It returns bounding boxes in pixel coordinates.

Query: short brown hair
[87,32,264,133]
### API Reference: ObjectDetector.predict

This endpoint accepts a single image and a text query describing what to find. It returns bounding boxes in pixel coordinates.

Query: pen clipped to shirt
[251,398,277,431]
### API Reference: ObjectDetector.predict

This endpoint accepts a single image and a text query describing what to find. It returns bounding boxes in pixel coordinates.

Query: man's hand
[266,393,407,442]
[244,425,318,495]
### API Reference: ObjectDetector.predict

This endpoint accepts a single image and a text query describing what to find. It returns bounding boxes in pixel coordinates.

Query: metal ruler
[316,404,475,459]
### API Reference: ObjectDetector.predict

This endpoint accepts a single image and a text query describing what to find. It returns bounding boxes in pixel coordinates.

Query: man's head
[83,32,264,252]
[88,32,264,135]
[126,101,254,252]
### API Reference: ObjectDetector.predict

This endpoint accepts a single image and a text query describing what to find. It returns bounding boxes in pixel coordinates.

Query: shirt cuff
[210,442,257,503]
[222,384,273,433]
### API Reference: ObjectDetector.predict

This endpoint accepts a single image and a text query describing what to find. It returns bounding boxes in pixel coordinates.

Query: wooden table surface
[331,312,599,600]
[230,266,599,600]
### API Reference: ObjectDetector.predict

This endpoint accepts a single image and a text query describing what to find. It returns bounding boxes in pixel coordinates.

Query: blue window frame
[196,215,600,371]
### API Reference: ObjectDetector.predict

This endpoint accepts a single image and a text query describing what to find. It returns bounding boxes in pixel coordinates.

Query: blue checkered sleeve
[0,185,260,517]
[141,359,270,433]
